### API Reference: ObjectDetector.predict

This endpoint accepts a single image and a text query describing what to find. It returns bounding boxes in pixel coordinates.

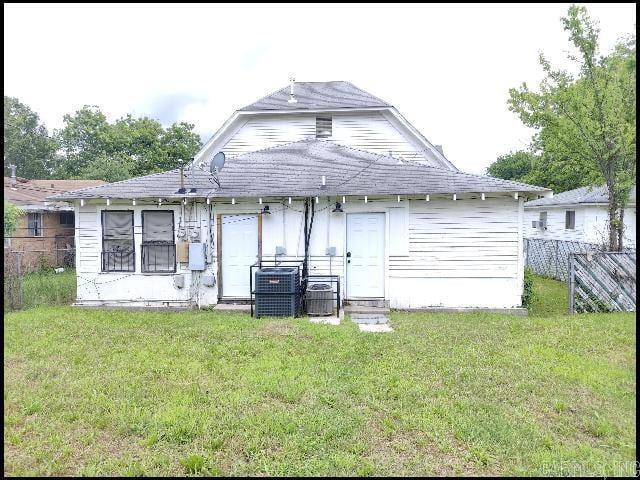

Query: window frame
[27,212,44,237]
[315,116,332,138]
[101,210,135,273]
[141,209,176,274]
[59,211,75,226]
[565,210,575,230]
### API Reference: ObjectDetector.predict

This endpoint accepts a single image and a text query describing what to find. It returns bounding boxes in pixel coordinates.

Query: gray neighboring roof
[525,184,636,207]
[49,140,548,201]
[239,81,391,111]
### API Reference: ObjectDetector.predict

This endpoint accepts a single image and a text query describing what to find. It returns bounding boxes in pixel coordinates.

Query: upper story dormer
[195,81,458,171]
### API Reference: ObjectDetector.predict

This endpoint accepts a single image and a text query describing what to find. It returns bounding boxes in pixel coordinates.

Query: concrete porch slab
[309,316,341,325]
[350,313,390,325]
[213,304,251,311]
[358,323,394,333]
[309,308,344,325]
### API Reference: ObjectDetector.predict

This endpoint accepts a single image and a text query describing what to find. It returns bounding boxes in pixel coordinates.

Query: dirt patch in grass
[256,321,297,337]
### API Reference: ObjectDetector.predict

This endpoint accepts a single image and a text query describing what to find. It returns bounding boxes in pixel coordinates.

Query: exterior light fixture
[262,205,271,215]
[332,202,344,213]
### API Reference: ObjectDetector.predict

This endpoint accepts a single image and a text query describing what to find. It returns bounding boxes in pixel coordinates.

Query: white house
[50,81,550,310]
[524,184,636,248]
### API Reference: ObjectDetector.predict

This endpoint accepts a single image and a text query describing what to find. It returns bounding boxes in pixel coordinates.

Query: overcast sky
[4,3,636,173]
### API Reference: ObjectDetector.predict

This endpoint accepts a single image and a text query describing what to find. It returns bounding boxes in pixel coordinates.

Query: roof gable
[239,81,391,111]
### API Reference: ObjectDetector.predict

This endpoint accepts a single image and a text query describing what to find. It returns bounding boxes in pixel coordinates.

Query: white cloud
[4,3,636,173]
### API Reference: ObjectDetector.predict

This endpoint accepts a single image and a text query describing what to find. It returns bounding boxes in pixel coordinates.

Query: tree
[487,150,536,183]
[508,5,636,250]
[4,96,59,179]
[55,107,202,182]
[3,201,24,237]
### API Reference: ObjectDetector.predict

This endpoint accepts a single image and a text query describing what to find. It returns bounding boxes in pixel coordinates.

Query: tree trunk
[617,207,625,251]
[607,198,618,251]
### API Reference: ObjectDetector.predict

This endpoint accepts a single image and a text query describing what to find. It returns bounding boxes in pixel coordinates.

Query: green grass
[21,268,77,310]
[3,276,636,476]
[527,275,569,317]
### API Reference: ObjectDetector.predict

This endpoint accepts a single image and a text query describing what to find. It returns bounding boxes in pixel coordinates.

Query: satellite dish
[210,152,226,174]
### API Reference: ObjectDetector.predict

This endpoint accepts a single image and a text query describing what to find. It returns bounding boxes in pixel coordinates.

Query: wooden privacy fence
[524,237,635,282]
[568,252,636,313]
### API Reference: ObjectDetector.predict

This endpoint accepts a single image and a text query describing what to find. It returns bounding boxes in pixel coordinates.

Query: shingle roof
[239,81,391,111]
[4,177,106,208]
[49,140,548,202]
[524,184,636,207]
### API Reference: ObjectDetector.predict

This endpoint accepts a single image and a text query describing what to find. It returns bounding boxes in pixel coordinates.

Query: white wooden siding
[219,112,440,166]
[75,195,524,309]
[524,205,636,247]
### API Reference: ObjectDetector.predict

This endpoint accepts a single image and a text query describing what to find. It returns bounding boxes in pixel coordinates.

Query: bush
[522,267,536,308]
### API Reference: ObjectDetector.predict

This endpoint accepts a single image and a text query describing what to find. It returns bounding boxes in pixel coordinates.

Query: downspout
[302,197,316,285]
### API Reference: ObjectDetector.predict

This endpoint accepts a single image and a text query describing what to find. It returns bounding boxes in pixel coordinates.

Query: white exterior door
[221,214,258,297]
[346,213,385,298]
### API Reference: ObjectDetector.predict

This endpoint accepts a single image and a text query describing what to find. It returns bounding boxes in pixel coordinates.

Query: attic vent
[316,117,332,138]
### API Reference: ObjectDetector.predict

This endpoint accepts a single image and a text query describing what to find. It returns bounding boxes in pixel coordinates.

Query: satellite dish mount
[210,152,225,188]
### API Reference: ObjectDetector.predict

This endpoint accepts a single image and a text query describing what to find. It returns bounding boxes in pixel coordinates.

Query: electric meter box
[189,243,206,270]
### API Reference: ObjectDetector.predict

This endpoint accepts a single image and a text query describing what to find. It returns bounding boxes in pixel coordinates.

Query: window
[27,212,43,237]
[565,210,575,230]
[141,210,176,273]
[101,210,135,272]
[59,211,75,226]
[316,117,332,138]
[539,211,547,229]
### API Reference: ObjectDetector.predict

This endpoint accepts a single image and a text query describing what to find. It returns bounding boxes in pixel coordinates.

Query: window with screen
[316,117,332,138]
[565,210,575,229]
[60,211,75,226]
[101,210,135,272]
[27,212,43,237]
[141,210,176,273]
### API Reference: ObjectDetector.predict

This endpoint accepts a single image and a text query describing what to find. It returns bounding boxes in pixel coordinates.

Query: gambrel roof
[239,81,391,111]
[525,184,636,207]
[195,80,459,171]
[49,140,548,201]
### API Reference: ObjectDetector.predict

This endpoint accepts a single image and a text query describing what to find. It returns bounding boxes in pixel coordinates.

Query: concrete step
[344,298,390,308]
[344,305,390,315]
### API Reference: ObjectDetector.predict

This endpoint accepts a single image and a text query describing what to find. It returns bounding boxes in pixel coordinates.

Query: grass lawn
[3,276,636,476]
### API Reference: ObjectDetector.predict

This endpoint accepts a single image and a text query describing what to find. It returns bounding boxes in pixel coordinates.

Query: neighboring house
[524,184,636,248]
[4,173,105,270]
[49,80,550,310]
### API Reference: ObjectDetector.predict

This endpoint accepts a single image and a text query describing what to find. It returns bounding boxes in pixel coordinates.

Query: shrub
[3,201,24,237]
[522,267,536,308]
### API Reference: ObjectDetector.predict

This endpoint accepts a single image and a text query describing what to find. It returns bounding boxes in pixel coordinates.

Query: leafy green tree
[55,106,110,178]
[4,96,59,179]
[55,107,202,182]
[3,201,24,237]
[487,150,536,183]
[508,5,636,250]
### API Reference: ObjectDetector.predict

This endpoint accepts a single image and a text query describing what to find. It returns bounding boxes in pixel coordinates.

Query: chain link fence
[524,237,636,282]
